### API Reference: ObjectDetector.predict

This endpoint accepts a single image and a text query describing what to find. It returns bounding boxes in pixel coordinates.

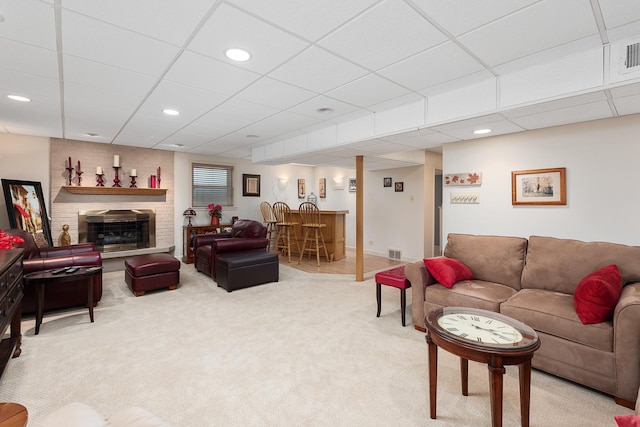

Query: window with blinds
[192,163,233,207]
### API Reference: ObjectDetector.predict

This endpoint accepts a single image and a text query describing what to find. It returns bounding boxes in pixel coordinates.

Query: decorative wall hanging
[444,172,482,186]
[383,177,392,187]
[395,182,404,192]
[319,178,326,198]
[348,178,357,192]
[298,179,305,198]
[511,167,566,206]
[242,174,260,197]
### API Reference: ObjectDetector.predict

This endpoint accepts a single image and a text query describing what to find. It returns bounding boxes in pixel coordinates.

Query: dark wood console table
[0,249,23,380]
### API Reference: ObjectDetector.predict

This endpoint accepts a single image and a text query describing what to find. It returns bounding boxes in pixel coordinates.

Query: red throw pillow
[574,264,623,325]
[615,414,640,427]
[424,257,473,288]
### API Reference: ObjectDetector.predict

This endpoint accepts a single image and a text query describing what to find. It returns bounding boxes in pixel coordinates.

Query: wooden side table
[425,307,540,427]
[0,403,27,427]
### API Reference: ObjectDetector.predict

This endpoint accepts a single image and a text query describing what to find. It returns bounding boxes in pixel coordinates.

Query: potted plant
[208,204,222,225]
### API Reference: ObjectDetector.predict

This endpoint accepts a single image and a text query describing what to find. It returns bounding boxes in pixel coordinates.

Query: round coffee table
[24,266,102,335]
[0,402,28,427]
[425,307,540,427]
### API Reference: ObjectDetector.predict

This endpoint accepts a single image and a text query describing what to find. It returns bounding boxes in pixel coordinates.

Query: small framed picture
[319,178,326,198]
[395,182,404,192]
[298,179,305,198]
[242,174,260,197]
[348,178,356,192]
[383,177,392,187]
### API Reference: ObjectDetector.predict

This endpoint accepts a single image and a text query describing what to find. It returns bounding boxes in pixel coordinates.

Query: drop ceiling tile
[137,80,228,123]
[507,100,614,129]
[387,131,460,148]
[411,0,539,36]
[269,46,369,94]
[611,94,640,116]
[501,92,608,118]
[239,111,323,140]
[288,95,362,121]
[116,114,187,141]
[203,98,280,124]
[0,0,56,49]
[610,82,640,98]
[187,3,309,74]
[63,82,142,118]
[598,0,640,31]
[437,119,525,139]
[326,74,412,108]
[0,39,58,79]
[61,0,214,46]
[187,113,253,140]
[157,131,213,149]
[318,0,448,71]
[0,68,59,99]
[378,42,485,92]
[110,132,164,148]
[164,51,260,96]
[236,77,316,110]
[458,0,598,67]
[62,10,180,76]
[226,0,379,41]
[63,55,157,99]
[63,112,127,142]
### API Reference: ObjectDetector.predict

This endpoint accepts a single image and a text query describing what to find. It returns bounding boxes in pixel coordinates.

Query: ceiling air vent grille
[626,42,640,69]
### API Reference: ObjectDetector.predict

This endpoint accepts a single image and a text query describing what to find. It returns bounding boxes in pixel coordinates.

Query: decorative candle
[157,166,161,181]
[77,160,81,173]
[131,169,137,177]
[96,166,103,175]
[113,155,120,167]
[68,156,72,168]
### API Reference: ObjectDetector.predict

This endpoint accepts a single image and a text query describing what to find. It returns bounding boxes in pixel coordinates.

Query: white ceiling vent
[625,42,640,70]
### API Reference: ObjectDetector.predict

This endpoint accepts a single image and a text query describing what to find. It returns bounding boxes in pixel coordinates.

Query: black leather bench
[215,251,279,292]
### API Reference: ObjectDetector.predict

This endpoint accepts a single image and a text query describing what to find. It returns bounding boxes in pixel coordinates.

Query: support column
[356,155,364,281]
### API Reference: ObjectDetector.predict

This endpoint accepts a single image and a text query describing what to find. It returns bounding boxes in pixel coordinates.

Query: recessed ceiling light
[7,95,31,102]
[317,108,334,114]
[162,109,179,116]
[473,128,492,135]
[224,48,251,62]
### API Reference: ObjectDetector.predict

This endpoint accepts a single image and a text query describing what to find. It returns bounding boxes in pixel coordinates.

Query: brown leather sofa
[7,229,103,314]
[194,219,269,279]
[406,233,640,408]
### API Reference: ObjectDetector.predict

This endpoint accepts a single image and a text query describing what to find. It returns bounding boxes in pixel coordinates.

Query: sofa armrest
[613,282,640,403]
[214,238,268,254]
[39,243,95,258]
[405,259,436,331]
[23,252,102,275]
[193,233,231,252]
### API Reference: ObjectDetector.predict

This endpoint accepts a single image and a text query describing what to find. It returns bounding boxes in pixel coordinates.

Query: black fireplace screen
[79,209,155,252]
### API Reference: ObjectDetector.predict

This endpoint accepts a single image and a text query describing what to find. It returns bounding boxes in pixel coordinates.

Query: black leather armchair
[194,219,268,279]
[7,229,103,314]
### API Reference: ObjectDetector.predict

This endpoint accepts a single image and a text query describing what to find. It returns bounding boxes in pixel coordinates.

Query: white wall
[0,134,50,229]
[442,113,640,246]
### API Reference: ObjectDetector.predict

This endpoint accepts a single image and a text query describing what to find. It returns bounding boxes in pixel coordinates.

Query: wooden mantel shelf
[62,186,167,195]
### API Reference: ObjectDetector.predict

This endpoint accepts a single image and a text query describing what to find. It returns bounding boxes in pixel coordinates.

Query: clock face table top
[425,307,541,427]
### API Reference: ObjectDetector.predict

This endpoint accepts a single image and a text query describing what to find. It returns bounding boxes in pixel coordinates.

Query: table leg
[426,333,438,419]
[376,283,381,318]
[460,358,468,396]
[488,356,505,427]
[88,277,94,323]
[519,359,533,427]
[35,282,44,335]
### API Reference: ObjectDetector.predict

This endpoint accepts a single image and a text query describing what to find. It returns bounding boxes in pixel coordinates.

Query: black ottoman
[216,251,279,292]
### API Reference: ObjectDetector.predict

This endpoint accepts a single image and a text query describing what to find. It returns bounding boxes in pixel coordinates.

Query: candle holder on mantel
[112,166,122,188]
[129,174,137,188]
[65,167,74,186]
[76,171,83,186]
[96,173,105,187]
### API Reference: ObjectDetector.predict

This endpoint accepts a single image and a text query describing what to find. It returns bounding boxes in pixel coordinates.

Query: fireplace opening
[78,209,156,252]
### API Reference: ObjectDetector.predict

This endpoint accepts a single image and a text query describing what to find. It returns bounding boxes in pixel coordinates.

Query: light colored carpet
[0,263,632,426]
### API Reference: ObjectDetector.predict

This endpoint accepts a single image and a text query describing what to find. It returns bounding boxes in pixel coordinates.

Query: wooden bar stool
[272,202,301,263]
[260,201,278,251]
[298,202,330,267]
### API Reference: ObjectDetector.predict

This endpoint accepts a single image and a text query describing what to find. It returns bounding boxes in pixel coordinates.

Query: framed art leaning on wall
[2,179,53,246]
[511,167,566,206]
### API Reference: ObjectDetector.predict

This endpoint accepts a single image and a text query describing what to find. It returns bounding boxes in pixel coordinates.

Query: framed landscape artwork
[511,167,566,205]
[1,179,53,246]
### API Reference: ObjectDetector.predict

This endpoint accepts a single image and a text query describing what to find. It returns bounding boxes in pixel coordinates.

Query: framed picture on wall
[348,178,356,192]
[2,179,53,247]
[383,177,392,187]
[511,167,566,205]
[298,179,305,198]
[242,174,261,197]
[319,178,326,198]
[395,182,404,192]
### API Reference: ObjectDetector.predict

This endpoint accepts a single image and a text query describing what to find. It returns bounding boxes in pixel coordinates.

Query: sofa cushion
[424,257,473,288]
[501,288,614,352]
[443,233,527,290]
[425,280,518,313]
[574,264,623,324]
[521,236,640,294]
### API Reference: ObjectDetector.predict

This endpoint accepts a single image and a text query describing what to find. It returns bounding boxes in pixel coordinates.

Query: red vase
[210,215,220,226]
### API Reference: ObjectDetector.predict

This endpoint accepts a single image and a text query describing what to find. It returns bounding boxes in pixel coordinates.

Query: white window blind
[192,163,233,207]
